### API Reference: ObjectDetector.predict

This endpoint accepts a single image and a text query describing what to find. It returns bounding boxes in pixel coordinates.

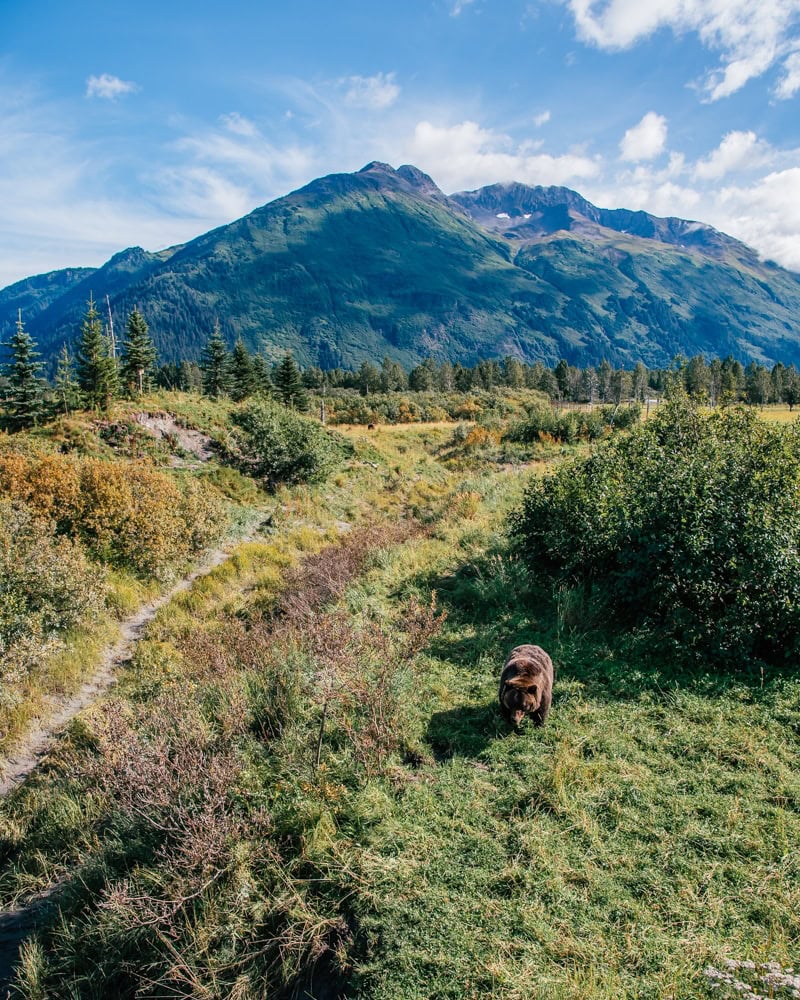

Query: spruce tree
[230,338,257,401]
[54,344,80,415]
[251,354,272,396]
[200,321,231,398]
[120,307,158,395]
[273,351,307,408]
[178,360,203,393]
[1,311,45,429]
[76,295,118,409]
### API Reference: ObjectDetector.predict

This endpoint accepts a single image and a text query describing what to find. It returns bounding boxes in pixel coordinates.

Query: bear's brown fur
[499,644,553,727]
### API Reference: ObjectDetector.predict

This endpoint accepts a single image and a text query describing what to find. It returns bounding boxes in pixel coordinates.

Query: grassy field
[1,409,798,998]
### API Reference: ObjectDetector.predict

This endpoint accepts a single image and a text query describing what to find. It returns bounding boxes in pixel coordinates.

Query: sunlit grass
[1,419,797,999]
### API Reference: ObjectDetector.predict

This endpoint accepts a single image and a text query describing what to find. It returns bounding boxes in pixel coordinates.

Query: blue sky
[2,0,800,286]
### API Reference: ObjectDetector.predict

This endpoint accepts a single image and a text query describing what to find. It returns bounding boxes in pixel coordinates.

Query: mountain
[0,267,96,341]
[3,162,800,370]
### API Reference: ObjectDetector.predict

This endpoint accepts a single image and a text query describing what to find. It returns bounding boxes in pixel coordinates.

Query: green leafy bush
[232,400,345,489]
[512,394,800,664]
[323,388,549,425]
[506,402,640,445]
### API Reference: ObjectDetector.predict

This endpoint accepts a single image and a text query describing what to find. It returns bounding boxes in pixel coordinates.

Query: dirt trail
[0,516,267,800]
[0,516,271,993]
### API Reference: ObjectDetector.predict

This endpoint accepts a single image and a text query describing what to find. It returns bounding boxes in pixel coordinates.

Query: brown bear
[499,644,553,727]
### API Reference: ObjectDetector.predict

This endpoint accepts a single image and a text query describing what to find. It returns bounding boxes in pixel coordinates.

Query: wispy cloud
[450,0,477,15]
[561,0,800,100]
[533,110,551,127]
[85,73,139,100]
[3,61,800,293]
[341,72,400,109]
[219,112,258,137]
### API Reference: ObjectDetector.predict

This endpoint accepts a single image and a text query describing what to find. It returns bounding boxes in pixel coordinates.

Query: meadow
[0,394,798,999]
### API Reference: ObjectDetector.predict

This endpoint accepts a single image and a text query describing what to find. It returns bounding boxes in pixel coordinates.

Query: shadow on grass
[414,539,789,708]
[425,702,510,760]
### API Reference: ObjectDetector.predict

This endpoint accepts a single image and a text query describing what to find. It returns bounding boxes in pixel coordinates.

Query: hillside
[3,162,800,369]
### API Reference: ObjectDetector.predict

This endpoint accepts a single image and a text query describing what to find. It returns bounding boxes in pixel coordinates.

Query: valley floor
[0,421,798,999]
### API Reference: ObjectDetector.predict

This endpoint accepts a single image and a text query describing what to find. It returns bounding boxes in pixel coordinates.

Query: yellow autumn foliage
[0,454,227,577]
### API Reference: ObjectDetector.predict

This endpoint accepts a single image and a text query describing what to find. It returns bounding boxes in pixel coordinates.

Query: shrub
[322,389,548,426]
[506,402,641,445]
[0,500,105,717]
[512,394,800,665]
[0,454,226,577]
[232,400,345,489]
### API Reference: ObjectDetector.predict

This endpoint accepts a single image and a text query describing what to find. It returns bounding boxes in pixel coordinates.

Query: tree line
[3,298,800,429]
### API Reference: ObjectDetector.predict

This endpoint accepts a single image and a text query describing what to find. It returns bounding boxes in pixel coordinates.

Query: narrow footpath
[0,515,268,799]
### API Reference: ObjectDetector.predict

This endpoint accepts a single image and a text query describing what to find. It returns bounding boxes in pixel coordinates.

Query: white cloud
[342,72,400,109]
[693,130,772,180]
[715,168,800,268]
[167,118,315,218]
[220,112,258,137]
[533,110,551,126]
[562,0,800,100]
[775,48,800,97]
[407,119,601,191]
[5,61,800,297]
[619,112,667,161]
[85,73,138,100]
[450,0,477,15]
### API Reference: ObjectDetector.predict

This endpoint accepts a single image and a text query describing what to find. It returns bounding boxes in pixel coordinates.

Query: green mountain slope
[4,163,800,368]
[0,267,95,344]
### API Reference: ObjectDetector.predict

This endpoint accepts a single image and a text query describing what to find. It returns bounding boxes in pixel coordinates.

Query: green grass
[0,425,798,999]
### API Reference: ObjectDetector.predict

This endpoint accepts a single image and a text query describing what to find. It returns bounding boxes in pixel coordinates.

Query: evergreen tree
[554,359,571,399]
[1,311,45,428]
[302,365,325,390]
[54,344,80,416]
[120,308,158,395]
[273,351,307,408]
[178,360,203,393]
[453,363,472,392]
[76,295,118,409]
[157,362,181,389]
[230,338,257,401]
[252,354,273,396]
[200,321,231,398]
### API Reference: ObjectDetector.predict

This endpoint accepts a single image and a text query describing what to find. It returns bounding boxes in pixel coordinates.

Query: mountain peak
[451,181,751,262]
[4,162,799,373]
[358,160,397,176]
[396,164,442,193]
